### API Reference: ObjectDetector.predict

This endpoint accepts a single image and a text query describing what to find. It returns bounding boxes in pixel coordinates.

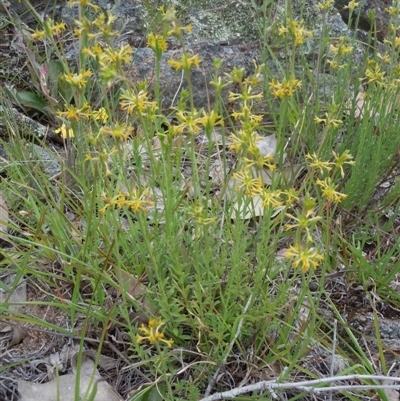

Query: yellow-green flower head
[31,19,66,41]
[316,177,347,203]
[136,318,174,348]
[147,33,168,54]
[284,244,324,271]
[269,78,301,99]
[168,53,201,71]
[55,123,74,139]
[63,69,93,89]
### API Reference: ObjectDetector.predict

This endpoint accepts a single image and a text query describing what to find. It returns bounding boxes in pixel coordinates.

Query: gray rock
[1,0,66,25]
[335,0,392,41]
[0,105,61,143]
[28,143,61,177]
[127,41,261,111]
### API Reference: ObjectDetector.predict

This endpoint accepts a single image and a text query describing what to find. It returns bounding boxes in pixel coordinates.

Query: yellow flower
[279,19,313,46]
[228,130,260,154]
[188,202,217,236]
[306,153,332,174]
[282,188,299,206]
[386,6,400,16]
[330,37,354,56]
[174,109,203,135]
[168,53,201,71]
[332,150,355,178]
[99,45,133,69]
[136,318,174,348]
[92,108,108,124]
[345,0,359,11]
[314,115,326,125]
[92,12,118,38]
[230,105,263,125]
[260,188,283,208]
[119,88,157,116]
[52,21,66,35]
[147,33,167,54]
[57,103,91,122]
[100,123,134,141]
[285,212,322,243]
[63,69,93,89]
[233,169,263,196]
[31,19,66,41]
[125,189,154,213]
[314,113,342,128]
[55,123,74,139]
[269,78,301,99]
[316,177,347,203]
[228,66,245,83]
[167,18,192,38]
[228,85,263,104]
[31,29,46,41]
[101,189,153,214]
[364,63,386,85]
[317,0,334,11]
[285,244,324,271]
[209,76,231,92]
[229,130,248,153]
[243,154,276,170]
[200,110,224,130]
[278,25,289,36]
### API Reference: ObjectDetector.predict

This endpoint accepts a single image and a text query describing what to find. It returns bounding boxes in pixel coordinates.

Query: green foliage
[1,0,400,400]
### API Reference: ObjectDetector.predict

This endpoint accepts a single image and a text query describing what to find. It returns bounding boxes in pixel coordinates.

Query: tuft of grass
[1,0,400,400]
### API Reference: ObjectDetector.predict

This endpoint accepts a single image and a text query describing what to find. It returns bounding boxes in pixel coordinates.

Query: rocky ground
[1,1,400,401]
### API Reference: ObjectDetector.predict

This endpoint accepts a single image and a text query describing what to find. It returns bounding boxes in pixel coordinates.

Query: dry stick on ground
[199,375,400,401]
[203,294,253,398]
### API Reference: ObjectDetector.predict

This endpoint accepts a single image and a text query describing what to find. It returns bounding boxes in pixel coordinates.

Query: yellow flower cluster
[284,195,324,272]
[147,33,167,55]
[386,5,400,16]
[363,61,386,85]
[99,123,134,141]
[269,78,302,99]
[168,53,201,71]
[136,318,174,348]
[62,69,93,89]
[285,245,324,271]
[278,19,313,46]
[317,0,335,12]
[119,87,158,117]
[55,123,74,139]
[314,113,343,129]
[74,10,118,39]
[307,151,355,193]
[57,103,91,122]
[284,150,355,271]
[55,106,109,139]
[225,65,285,208]
[100,189,154,215]
[345,0,359,11]
[31,19,66,41]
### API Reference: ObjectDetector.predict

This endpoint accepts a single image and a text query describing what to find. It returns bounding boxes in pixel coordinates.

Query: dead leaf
[352,85,400,122]
[254,135,278,158]
[7,325,26,348]
[383,389,399,401]
[0,191,9,242]
[0,274,27,311]
[18,356,122,401]
[354,88,365,119]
